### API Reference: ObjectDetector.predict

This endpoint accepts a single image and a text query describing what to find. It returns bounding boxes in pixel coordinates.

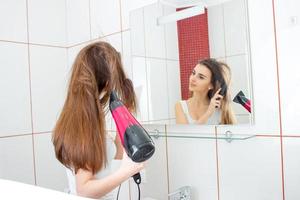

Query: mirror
[130,0,253,125]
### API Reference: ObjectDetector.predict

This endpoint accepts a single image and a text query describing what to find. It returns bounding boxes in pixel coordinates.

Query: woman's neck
[189,92,210,108]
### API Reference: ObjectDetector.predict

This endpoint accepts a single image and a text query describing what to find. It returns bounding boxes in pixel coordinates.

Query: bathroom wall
[163,0,300,200]
[0,0,300,200]
[129,3,180,125]
[0,0,158,198]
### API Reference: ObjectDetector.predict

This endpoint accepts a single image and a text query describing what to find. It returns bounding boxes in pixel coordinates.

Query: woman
[52,41,144,199]
[175,58,236,124]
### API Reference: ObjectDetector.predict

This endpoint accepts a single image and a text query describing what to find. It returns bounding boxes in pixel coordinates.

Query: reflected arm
[175,102,188,124]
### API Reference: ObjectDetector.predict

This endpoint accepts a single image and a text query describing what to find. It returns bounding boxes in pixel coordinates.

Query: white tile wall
[116,180,130,200]
[121,31,133,79]
[166,60,181,119]
[163,6,179,60]
[248,0,280,133]
[236,114,251,124]
[226,55,250,115]
[223,0,247,55]
[121,0,158,30]
[30,45,68,133]
[102,33,122,53]
[144,3,166,58]
[131,127,168,200]
[283,137,300,200]
[130,8,145,56]
[90,0,121,39]
[167,137,218,200]
[27,0,67,46]
[66,0,90,46]
[275,0,300,134]
[218,137,282,200]
[0,0,28,42]
[207,5,226,59]
[67,42,89,68]
[146,58,169,121]
[166,124,215,135]
[0,135,35,184]
[132,56,149,121]
[34,133,68,191]
[0,42,32,136]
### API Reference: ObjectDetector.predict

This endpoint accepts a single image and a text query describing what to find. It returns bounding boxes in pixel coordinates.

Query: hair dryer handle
[133,173,141,185]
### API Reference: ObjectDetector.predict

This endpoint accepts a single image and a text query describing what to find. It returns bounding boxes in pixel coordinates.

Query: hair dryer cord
[133,173,141,200]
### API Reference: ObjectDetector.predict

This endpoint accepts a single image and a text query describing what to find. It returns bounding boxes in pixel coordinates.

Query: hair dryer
[109,91,155,183]
[233,90,251,113]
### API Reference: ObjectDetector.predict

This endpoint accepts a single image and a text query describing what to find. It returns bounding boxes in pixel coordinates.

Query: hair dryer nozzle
[233,90,251,113]
[110,90,118,104]
[124,125,155,162]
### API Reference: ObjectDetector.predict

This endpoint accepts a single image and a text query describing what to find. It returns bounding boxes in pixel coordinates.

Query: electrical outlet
[168,186,192,200]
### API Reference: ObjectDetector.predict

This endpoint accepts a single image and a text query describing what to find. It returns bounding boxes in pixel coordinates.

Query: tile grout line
[215,126,220,200]
[3,131,300,139]
[119,0,124,56]
[142,7,151,122]
[272,0,285,200]
[165,124,171,199]
[25,0,37,185]
[0,30,130,50]
[162,5,171,124]
[88,0,92,40]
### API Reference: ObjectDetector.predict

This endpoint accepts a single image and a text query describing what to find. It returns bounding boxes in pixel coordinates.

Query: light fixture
[159,0,205,8]
[157,0,234,25]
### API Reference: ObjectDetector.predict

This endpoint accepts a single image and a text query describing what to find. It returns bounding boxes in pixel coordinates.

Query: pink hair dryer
[109,91,155,183]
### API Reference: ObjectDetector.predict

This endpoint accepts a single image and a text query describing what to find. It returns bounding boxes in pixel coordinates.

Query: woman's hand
[206,88,223,116]
[117,151,145,178]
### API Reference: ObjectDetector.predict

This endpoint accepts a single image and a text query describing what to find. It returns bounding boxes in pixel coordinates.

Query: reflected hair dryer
[109,91,155,183]
[233,90,251,113]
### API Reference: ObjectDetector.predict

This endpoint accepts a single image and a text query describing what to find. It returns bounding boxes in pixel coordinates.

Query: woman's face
[189,64,213,93]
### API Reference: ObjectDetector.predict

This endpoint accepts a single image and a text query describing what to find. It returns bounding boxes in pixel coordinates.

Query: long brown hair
[198,58,236,124]
[52,41,136,174]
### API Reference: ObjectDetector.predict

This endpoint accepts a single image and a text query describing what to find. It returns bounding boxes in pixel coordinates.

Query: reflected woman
[175,58,236,125]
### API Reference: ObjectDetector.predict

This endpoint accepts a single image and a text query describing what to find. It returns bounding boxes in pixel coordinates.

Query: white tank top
[65,132,121,200]
[179,100,221,124]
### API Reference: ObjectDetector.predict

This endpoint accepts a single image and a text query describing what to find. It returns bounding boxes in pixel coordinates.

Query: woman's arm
[75,168,127,198]
[175,102,188,124]
[76,153,144,199]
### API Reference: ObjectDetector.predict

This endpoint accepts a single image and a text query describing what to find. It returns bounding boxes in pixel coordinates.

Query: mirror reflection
[130,0,253,125]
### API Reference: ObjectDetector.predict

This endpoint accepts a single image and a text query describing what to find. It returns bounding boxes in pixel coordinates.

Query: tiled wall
[130,3,181,125]
[162,0,300,200]
[177,9,210,100]
[1,0,300,200]
[0,0,151,198]
[207,0,252,123]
